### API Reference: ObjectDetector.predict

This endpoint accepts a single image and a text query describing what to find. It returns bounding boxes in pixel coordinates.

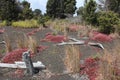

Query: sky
[24,0,85,14]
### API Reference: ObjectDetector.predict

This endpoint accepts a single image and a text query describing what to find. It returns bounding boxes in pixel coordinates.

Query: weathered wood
[0,61,45,69]
[88,42,104,49]
[57,41,85,46]
[57,37,104,49]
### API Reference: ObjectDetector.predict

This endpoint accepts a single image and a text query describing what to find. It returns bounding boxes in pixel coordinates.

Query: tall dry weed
[64,45,80,73]
[3,34,12,53]
[28,36,38,54]
[97,45,120,80]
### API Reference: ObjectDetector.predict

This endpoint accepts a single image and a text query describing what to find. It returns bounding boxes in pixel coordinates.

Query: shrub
[0,21,7,27]
[12,20,39,28]
[97,11,119,34]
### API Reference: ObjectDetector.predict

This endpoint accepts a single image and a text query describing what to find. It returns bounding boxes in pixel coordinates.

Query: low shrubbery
[12,19,40,28]
[0,20,8,27]
[97,11,119,34]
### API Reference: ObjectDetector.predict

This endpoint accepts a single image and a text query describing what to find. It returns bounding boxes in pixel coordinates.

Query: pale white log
[88,42,104,49]
[57,41,85,46]
[0,61,45,69]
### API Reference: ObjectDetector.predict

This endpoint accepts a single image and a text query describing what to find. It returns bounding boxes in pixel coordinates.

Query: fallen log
[0,61,45,69]
[57,37,104,49]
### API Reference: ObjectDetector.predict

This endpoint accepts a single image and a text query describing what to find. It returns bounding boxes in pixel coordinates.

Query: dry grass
[16,33,29,49]
[15,32,38,54]
[97,45,120,80]
[64,45,80,73]
[28,36,38,54]
[3,34,12,53]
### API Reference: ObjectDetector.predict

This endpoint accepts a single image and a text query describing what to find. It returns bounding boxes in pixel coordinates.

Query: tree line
[0,0,120,34]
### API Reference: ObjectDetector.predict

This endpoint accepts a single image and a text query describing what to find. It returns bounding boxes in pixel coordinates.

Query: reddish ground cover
[1,48,28,63]
[90,31,113,42]
[41,33,67,43]
[80,57,100,80]
[37,45,48,52]
[26,29,40,36]
[0,29,5,34]
[1,45,48,63]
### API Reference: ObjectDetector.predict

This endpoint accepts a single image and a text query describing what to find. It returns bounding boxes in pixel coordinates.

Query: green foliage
[77,7,84,16]
[33,9,42,19]
[78,0,97,25]
[18,1,33,20]
[64,0,77,15]
[46,0,76,18]
[0,21,7,27]
[37,15,50,25]
[97,11,119,34]
[12,20,39,28]
[0,0,20,21]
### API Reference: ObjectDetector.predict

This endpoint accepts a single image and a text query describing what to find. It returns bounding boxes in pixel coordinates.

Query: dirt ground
[0,26,120,80]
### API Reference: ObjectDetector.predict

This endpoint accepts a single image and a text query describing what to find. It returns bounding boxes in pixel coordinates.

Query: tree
[64,0,77,17]
[0,0,20,21]
[77,7,84,16]
[19,1,33,20]
[98,0,120,15]
[46,0,76,18]
[83,0,97,25]
[33,9,42,19]
[97,11,119,34]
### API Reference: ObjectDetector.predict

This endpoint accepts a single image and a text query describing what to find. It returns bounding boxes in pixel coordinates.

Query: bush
[97,11,119,34]
[0,20,8,27]
[12,20,39,28]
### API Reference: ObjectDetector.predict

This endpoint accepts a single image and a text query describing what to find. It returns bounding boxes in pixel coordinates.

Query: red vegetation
[80,57,100,80]
[0,29,5,34]
[26,29,40,36]
[1,48,28,63]
[37,45,48,52]
[41,33,67,43]
[1,45,48,63]
[90,31,113,42]
[69,25,79,32]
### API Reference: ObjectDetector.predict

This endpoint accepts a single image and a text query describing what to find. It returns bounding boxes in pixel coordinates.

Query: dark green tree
[64,0,77,17]
[77,7,84,16]
[0,0,20,21]
[19,1,33,20]
[83,0,97,25]
[46,0,76,18]
[33,9,42,19]
[97,11,119,34]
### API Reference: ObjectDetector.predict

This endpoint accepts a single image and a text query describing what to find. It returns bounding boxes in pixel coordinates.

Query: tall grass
[28,36,38,54]
[3,34,12,53]
[97,45,120,80]
[15,33,29,49]
[47,19,69,33]
[64,45,80,73]
[12,20,39,28]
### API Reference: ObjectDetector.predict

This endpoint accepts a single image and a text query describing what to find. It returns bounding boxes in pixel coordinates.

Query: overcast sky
[24,0,84,14]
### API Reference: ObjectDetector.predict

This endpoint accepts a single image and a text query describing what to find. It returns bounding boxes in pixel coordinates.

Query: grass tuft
[64,45,80,73]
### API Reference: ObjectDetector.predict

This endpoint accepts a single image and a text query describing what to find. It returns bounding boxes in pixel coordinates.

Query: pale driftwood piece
[88,42,104,49]
[57,41,85,46]
[0,41,5,44]
[0,61,45,69]
[68,37,81,42]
